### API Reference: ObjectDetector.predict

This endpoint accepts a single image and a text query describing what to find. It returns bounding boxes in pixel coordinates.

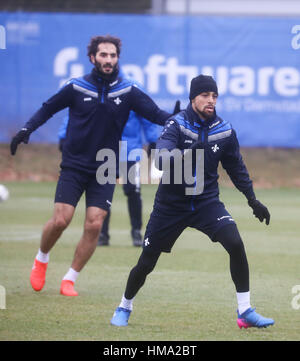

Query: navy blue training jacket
[24,68,170,173]
[58,111,159,162]
[154,103,255,210]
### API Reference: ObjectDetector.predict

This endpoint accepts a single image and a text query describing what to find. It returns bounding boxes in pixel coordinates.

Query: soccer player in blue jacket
[58,111,159,247]
[10,35,170,297]
[111,75,274,329]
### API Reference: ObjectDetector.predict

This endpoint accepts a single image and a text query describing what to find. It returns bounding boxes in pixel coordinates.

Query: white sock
[36,249,49,263]
[63,268,79,283]
[236,291,251,315]
[119,294,134,311]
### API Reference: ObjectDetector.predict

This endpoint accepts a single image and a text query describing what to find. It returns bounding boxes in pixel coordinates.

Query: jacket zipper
[191,127,207,211]
[101,84,105,103]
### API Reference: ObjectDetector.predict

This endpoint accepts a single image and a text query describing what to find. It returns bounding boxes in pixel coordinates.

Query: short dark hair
[87,35,122,59]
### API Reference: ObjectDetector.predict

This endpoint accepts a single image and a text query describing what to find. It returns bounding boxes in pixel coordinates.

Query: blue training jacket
[154,103,255,211]
[24,68,170,173]
[59,111,159,162]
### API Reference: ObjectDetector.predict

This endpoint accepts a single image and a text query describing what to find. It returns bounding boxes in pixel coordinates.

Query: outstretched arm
[10,84,73,155]
[130,85,171,126]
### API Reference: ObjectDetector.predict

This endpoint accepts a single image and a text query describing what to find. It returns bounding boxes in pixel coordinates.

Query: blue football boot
[237,307,274,329]
[110,307,131,327]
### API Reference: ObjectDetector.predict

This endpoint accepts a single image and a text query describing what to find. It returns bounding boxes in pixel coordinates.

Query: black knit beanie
[189,75,218,100]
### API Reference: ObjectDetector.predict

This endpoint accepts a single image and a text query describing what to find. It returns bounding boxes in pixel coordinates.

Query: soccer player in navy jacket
[10,35,170,297]
[58,110,159,248]
[111,75,274,329]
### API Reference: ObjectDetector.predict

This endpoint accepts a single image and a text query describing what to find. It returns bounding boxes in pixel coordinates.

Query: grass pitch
[0,182,299,341]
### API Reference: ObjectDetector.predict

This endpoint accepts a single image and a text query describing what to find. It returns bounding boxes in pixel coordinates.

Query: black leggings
[124,249,161,299]
[124,224,249,299]
[213,224,249,292]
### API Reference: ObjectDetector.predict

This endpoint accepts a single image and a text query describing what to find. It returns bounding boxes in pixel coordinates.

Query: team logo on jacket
[144,238,150,246]
[109,80,118,87]
[211,144,219,153]
[114,97,122,105]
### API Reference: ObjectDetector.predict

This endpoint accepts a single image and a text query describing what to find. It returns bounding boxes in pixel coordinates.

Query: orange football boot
[60,280,78,297]
[30,259,48,291]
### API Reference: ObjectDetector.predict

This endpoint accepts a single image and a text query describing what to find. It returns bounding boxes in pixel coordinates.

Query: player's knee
[214,224,245,255]
[140,261,155,275]
[84,218,102,236]
[228,235,245,255]
[137,250,160,275]
[52,216,69,231]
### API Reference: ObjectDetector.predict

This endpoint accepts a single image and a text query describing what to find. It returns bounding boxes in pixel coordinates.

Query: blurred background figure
[98,110,159,247]
[58,116,68,152]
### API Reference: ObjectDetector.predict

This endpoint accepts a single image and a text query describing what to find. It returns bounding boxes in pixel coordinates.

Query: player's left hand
[248,198,270,225]
[10,128,31,155]
[172,100,181,114]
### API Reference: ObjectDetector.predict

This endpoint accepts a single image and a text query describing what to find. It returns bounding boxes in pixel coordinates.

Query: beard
[94,60,119,81]
[197,108,215,120]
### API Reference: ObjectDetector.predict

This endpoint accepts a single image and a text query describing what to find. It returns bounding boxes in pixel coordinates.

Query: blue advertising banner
[0,12,300,146]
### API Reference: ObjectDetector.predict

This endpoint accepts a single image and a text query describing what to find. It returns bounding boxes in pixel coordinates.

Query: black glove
[173,100,181,114]
[10,128,31,155]
[147,142,156,158]
[248,198,270,225]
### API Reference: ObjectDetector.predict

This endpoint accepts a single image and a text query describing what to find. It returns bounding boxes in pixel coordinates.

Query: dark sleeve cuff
[243,187,256,201]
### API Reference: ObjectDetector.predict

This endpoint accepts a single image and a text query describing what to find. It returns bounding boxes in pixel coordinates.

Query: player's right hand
[10,128,31,155]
